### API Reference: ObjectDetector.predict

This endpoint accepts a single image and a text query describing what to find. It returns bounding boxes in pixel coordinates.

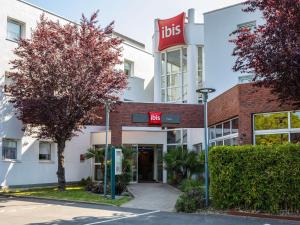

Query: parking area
[0,196,298,225]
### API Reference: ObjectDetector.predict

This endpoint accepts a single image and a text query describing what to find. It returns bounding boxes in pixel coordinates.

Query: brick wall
[96,102,204,145]
[208,83,298,145]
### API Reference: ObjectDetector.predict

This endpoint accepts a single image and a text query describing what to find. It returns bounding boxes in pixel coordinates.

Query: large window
[2,139,18,160]
[209,118,239,146]
[7,18,24,42]
[39,142,52,161]
[167,129,187,150]
[197,46,203,90]
[161,48,187,103]
[253,111,300,145]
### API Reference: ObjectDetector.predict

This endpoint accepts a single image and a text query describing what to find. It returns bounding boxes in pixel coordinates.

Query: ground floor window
[167,128,187,150]
[209,117,239,146]
[2,139,18,160]
[253,110,300,145]
[39,142,52,161]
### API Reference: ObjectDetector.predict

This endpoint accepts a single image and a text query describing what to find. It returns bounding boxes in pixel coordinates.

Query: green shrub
[175,187,205,213]
[179,179,203,192]
[209,144,300,213]
[164,148,201,185]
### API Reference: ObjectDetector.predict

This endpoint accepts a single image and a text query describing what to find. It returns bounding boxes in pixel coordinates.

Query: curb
[0,193,120,208]
[227,210,300,222]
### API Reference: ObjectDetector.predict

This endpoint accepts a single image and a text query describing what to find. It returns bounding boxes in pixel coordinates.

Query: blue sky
[26,0,244,50]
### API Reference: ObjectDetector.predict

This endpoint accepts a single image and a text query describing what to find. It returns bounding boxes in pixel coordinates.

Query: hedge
[209,144,300,213]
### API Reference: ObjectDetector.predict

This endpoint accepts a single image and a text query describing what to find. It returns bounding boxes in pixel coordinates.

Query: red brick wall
[208,85,240,126]
[207,83,298,145]
[96,102,204,145]
[238,83,298,144]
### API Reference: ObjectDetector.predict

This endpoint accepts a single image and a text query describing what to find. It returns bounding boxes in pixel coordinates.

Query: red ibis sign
[158,12,186,51]
[148,112,162,125]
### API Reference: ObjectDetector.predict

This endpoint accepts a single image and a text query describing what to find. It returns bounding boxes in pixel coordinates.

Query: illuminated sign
[148,112,162,125]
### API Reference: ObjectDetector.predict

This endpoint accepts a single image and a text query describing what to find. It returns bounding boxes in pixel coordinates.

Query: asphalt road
[0,196,299,225]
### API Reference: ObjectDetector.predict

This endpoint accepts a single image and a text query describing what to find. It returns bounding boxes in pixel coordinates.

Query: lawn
[5,186,131,206]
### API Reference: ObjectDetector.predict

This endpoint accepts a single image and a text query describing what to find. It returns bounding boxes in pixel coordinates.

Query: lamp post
[196,87,216,207]
[100,99,115,197]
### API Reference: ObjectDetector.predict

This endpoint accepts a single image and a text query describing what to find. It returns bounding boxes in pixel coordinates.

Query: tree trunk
[57,140,66,191]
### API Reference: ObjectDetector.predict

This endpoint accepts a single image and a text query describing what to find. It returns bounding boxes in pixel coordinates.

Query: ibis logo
[148,112,162,125]
[158,12,186,51]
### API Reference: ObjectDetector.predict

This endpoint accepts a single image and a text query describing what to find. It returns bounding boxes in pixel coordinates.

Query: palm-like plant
[85,147,105,163]
[164,147,201,184]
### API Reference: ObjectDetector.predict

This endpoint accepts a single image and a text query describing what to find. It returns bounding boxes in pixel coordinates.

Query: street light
[100,99,115,197]
[196,87,216,207]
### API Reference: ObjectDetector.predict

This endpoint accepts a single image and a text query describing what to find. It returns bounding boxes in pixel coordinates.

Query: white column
[153,19,161,103]
[187,44,198,104]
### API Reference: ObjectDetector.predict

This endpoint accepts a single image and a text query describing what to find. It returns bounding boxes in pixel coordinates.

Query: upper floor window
[161,48,187,103]
[7,18,24,42]
[237,21,256,31]
[39,142,52,161]
[197,46,203,89]
[124,60,134,77]
[2,139,18,160]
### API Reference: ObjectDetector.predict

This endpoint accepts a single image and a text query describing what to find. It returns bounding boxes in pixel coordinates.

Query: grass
[4,186,131,206]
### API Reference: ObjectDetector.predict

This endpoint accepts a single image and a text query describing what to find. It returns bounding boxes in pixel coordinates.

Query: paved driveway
[0,196,298,225]
[121,183,181,212]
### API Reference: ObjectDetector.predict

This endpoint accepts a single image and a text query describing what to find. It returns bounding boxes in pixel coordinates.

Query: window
[254,112,288,130]
[7,19,23,42]
[161,48,187,103]
[255,134,289,145]
[291,111,300,128]
[209,117,239,146]
[2,139,17,160]
[237,21,256,31]
[253,111,300,145]
[167,129,188,150]
[124,60,134,77]
[39,142,51,161]
[197,47,203,89]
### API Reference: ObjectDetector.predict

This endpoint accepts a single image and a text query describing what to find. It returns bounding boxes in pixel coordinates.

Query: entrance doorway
[129,144,163,183]
[138,146,154,182]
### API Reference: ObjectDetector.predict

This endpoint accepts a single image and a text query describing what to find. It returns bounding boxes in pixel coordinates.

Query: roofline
[113,31,145,49]
[17,0,148,50]
[203,1,247,15]
[17,0,76,24]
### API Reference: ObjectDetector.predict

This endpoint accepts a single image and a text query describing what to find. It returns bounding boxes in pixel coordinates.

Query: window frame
[39,141,52,161]
[209,117,239,146]
[2,138,18,161]
[167,128,188,149]
[160,47,187,103]
[124,59,134,77]
[253,110,300,145]
[7,18,24,42]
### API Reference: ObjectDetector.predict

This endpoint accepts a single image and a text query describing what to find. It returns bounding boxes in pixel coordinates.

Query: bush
[209,144,300,213]
[175,187,205,213]
[164,148,201,185]
[179,179,203,192]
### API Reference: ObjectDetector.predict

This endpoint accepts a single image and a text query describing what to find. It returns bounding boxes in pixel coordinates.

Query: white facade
[0,0,154,187]
[203,3,263,99]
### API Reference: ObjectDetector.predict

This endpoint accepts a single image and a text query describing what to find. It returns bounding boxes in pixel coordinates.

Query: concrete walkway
[121,183,181,212]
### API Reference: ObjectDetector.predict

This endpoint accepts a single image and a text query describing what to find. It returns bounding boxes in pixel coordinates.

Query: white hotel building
[0,0,263,187]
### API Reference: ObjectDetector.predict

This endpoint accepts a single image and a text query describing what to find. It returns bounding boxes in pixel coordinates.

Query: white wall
[0,126,102,187]
[0,0,154,187]
[203,3,263,99]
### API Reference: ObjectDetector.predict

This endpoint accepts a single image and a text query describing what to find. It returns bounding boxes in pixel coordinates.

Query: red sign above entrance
[158,12,186,51]
[148,112,162,125]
